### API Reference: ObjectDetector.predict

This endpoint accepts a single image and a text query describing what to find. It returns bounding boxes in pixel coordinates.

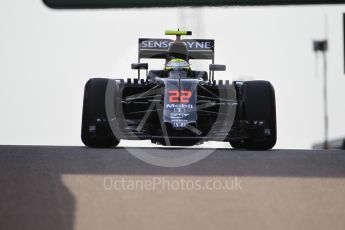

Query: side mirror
[209,64,226,71]
[132,63,148,80]
[131,63,148,70]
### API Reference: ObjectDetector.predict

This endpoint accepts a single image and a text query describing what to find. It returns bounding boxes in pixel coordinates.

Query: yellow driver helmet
[165,58,191,71]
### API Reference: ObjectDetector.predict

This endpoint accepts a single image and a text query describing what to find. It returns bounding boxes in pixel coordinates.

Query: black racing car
[81,30,276,149]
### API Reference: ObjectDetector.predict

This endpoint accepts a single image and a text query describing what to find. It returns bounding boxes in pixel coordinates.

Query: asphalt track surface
[1,145,345,230]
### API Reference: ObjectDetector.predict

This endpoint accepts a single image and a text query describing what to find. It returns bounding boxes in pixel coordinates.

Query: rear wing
[138,38,215,62]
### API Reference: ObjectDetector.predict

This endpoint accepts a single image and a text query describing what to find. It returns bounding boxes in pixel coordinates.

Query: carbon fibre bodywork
[99,73,267,146]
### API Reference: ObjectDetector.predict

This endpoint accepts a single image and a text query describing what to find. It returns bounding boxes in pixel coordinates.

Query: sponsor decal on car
[140,40,213,50]
[165,104,194,109]
[171,112,190,119]
[139,39,214,51]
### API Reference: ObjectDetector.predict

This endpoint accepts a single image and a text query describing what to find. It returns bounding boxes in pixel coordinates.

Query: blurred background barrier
[43,0,345,9]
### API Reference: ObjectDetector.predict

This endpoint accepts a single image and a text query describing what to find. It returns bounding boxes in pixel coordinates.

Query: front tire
[232,81,276,150]
[81,78,119,148]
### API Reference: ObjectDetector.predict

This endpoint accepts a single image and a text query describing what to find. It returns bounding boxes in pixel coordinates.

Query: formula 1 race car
[81,30,276,149]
